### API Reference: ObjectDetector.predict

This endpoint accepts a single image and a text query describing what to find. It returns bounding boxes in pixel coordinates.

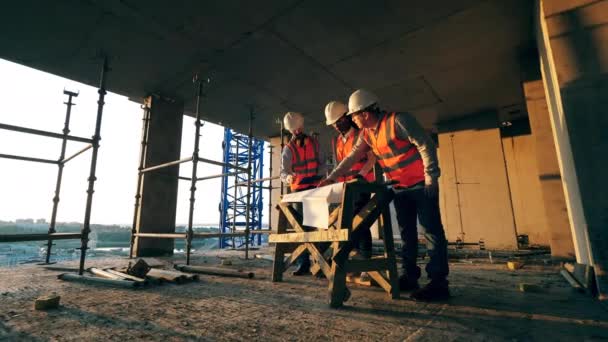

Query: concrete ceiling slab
[0,0,536,138]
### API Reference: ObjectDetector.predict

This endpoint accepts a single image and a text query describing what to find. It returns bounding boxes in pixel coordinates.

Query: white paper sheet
[280,183,344,228]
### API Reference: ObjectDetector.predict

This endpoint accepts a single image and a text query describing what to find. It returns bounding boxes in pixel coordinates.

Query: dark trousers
[394,187,449,282]
[353,192,372,254]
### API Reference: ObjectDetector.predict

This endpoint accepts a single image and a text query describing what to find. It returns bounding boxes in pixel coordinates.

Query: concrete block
[507,261,524,270]
[34,294,60,310]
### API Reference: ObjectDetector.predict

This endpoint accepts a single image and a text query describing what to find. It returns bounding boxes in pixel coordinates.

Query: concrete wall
[132,96,184,257]
[438,113,518,250]
[501,126,551,247]
[523,80,575,257]
[537,0,608,297]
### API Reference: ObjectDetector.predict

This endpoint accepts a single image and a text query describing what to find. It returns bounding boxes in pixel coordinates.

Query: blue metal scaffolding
[219,127,265,248]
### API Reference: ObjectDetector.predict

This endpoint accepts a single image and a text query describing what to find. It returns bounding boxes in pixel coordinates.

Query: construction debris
[145,268,199,284]
[174,264,254,279]
[507,261,524,270]
[58,273,142,289]
[34,294,61,310]
[519,283,543,293]
[127,259,152,278]
[560,269,585,293]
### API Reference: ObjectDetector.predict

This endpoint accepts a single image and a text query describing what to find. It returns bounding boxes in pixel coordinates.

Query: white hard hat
[283,111,304,133]
[347,89,379,115]
[324,101,348,126]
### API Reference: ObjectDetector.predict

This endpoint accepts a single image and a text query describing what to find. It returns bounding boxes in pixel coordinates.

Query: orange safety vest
[286,135,320,191]
[333,129,375,183]
[363,113,425,188]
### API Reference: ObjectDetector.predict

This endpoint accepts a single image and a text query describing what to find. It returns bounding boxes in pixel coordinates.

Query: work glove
[285,174,294,185]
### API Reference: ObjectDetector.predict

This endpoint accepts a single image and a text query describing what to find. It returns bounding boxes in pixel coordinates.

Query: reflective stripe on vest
[287,135,320,191]
[335,130,375,183]
[365,113,424,188]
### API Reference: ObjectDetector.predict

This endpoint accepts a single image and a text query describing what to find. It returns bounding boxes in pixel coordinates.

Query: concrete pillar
[537,0,608,298]
[133,96,184,257]
[523,80,575,257]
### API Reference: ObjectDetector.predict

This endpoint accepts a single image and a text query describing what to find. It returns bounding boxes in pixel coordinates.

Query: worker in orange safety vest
[280,111,325,275]
[324,101,376,281]
[319,90,449,302]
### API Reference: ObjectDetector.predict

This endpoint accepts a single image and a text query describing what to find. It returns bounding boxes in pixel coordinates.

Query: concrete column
[537,0,608,298]
[523,80,575,257]
[133,96,184,257]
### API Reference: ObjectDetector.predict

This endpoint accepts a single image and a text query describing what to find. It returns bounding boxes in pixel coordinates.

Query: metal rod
[198,157,248,172]
[0,233,81,243]
[186,76,204,265]
[197,171,239,182]
[231,138,240,248]
[174,264,254,279]
[0,153,59,165]
[279,118,285,196]
[133,233,187,239]
[178,176,192,181]
[60,144,92,164]
[131,230,272,240]
[0,122,93,144]
[268,145,273,233]
[244,109,254,260]
[46,90,78,263]
[58,273,141,288]
[140,156,193,174]
[78,57,108,276]
[130,104,151,258]
[234,175,280,187]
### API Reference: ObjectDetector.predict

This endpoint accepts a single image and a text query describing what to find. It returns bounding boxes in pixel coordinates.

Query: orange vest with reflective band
[364,113,425,188]
[334,130,375,183]
[287,135,320,191]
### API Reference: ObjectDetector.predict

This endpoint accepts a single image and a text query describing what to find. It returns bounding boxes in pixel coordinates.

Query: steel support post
[45,90,78,263]
[78,57,108,275]
[186,76,205,265]
[129,103,151,258]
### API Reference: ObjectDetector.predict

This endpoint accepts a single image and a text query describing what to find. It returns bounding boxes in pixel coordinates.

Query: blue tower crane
[218,127,265,248]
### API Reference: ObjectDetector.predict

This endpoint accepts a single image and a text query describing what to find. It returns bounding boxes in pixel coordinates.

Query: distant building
[16,218,34,224]
[36,218,47,224]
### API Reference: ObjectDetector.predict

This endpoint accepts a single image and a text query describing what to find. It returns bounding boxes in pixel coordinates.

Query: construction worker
[280,111,325,275]
[324,101,376,265]
[319,90,449,301]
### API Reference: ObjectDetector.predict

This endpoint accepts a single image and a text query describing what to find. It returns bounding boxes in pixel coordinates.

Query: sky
[0,58,268,225]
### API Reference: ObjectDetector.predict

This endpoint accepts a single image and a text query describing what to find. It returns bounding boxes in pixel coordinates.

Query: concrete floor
[1,248,607,341]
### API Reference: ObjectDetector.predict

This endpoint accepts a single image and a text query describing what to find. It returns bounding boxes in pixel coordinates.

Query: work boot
[410,279,450,301]
[399,274,420,291]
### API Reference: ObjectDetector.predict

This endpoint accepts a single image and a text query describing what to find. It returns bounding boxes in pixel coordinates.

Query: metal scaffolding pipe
[130,104,151,258]
[60,144,92,164]
[0,122,93,144]
[244,109,254,260]
[0,153,59,165]
[133,233,187,239]
[234,175,280,187]
[46,90,78,263]
[198,157,248,172]
[186,75,205,265]
[178,176,192,181]
[78,57,108,276]
[268,145,274,234]
[197,171,240,182]
[140,156,193,174]
[0,232,82,243]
